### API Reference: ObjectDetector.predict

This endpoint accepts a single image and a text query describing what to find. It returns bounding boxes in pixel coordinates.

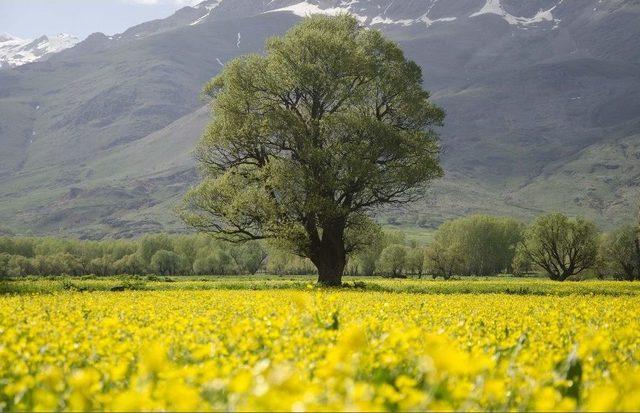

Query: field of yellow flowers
[1,289,639,411]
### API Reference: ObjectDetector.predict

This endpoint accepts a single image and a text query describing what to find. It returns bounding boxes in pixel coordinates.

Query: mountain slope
[0,0,639,238]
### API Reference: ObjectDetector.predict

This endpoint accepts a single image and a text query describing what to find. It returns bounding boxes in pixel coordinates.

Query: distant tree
[139,234,173,264]
[599,226,640,280]
[345,226,385,276]
[193,254,217,275]
[424,215,524,277]
[7,255,33,277]
[0,253,10,278]
[193,249,235,275]
[114,254,147,276]
[378,244,408,278]
[511,249,534,277]
[180,15,443,285]
[88,257,115,277]
[406,247,425,278]
[517,213,598,281]
[424,240,457,280]
[230,241,268,274]
[151,250,184,276]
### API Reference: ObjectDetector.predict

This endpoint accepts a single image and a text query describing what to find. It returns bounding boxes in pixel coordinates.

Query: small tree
[599,226,640,280]
[378,244,407,278]
[517,213,598,281]
[423,215,523,277]
[406,247,425,278]
[180,15,443,285]
[139,234,173,264]
[424,241,457,279]
[0,253,11,278]
[511,249,534,277]
[230,241,267,274]
[114,254,147,276]
[151,250,183,276]
[7,255,32,277]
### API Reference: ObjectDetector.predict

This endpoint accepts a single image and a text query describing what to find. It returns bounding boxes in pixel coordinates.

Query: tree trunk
[316,256,346,286]
[310,225,346,286]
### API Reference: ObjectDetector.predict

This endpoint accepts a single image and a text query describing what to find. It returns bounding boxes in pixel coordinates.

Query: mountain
[0,0,638,238]
[0,33,79,69]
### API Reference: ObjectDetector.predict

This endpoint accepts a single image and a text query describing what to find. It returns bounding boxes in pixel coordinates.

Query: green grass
[1,275,639,296]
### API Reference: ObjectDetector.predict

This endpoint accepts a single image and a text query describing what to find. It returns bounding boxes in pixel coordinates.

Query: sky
[0,0,201,40]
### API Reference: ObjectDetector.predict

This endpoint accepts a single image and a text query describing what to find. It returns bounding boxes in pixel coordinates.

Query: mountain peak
[0,33,79,69]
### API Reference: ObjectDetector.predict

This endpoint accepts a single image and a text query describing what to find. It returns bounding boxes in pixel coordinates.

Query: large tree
[180,15,443,285]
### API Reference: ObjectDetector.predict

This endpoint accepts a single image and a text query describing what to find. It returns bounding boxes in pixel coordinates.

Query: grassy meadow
[1,276,640,411]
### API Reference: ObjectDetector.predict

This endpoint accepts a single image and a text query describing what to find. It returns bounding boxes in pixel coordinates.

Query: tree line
[1,212,638,280]
[0,235,270,278]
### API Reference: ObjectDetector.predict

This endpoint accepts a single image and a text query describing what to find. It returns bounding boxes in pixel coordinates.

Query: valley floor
[1,278,639,411]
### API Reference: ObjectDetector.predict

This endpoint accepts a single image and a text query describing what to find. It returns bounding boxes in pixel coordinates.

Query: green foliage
[265,248,316,276]
[378,244,408,278]
[405,247,425,277]
[0,253,10,278]
[114,254,147,276]
[151,250,184,276]
[230,241,268,275]
[0,234,270,277]
[139,234,173,264]
[425,215,524,277]
[424,240,457,280]
[193,250,234,276]
[517,213,599,281]
[181,15,443,284]
[597,225,640,280]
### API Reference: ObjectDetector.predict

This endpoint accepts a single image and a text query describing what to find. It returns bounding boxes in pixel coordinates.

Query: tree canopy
[181,15,444,285]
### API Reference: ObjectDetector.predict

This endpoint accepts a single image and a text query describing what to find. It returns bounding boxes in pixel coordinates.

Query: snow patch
[470,0,561,27]
[0,33,78,69]
[190,0,222,25]
[266,1,368,24]
[266,1,457,28]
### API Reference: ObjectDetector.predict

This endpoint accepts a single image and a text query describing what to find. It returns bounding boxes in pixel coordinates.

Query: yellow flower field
[1,290,639,411]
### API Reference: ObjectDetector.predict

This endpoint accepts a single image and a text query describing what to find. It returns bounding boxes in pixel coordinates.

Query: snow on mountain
[0,33,79,69]
[470,0,561,27]
[260,0,563,28]
[190,0,223,25]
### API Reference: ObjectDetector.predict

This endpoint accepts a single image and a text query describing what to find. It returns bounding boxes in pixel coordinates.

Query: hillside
[0,0,639,238]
